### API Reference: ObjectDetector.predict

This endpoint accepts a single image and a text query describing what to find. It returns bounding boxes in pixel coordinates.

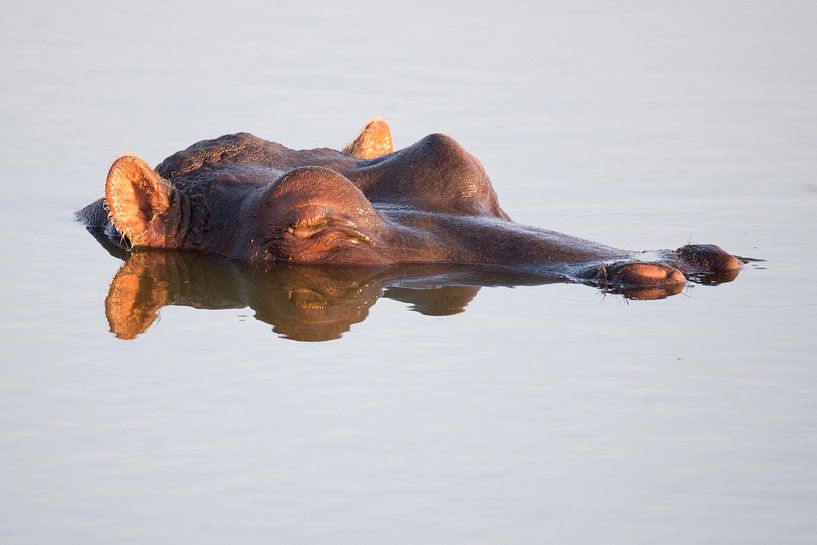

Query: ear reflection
[105,252,169,339]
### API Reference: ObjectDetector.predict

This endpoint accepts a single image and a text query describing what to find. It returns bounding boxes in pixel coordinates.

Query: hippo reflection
[100,249,724,341]
[79,119,744,292]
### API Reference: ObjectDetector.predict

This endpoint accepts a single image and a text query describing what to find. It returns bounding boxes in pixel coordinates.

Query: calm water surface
[1,1,816,544]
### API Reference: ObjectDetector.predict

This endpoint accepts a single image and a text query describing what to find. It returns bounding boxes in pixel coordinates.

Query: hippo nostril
[677,244,743,273]
[602,261,687,288]
[721,254,743,271]
[667,268,686,285]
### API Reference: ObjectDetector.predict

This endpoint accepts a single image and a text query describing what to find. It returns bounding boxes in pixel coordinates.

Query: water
[2,1,816,543]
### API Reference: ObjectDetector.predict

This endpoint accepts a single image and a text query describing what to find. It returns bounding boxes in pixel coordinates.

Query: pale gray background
[1,1,816,544]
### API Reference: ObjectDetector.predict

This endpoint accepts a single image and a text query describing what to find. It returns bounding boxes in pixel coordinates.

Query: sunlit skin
[78,119,743,292]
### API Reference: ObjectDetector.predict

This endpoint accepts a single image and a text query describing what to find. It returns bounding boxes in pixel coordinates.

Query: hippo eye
[286,218,331,238]
[277,204,369,243]
[285,217,372,244]
[281,206,333,236]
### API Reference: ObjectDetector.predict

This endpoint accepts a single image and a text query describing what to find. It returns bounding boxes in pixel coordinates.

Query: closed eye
[286,219,372,244]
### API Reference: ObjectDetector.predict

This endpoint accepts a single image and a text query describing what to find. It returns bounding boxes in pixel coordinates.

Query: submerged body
[79,119,742,290]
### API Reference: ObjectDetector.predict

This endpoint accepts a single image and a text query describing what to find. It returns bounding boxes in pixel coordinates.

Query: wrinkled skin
[79,119,745,291]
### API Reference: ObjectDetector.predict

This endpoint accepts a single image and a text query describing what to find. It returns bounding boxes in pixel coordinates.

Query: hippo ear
[342,118,393,159]
[105,156,176,247]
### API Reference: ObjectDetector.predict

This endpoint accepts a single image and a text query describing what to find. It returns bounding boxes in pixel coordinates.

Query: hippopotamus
[78,119,744,292]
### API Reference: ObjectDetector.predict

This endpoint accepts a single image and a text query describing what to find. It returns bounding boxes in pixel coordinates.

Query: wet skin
[78,119,744,291]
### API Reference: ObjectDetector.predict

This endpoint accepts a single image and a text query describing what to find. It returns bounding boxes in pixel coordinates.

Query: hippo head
[84,119,746,296]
